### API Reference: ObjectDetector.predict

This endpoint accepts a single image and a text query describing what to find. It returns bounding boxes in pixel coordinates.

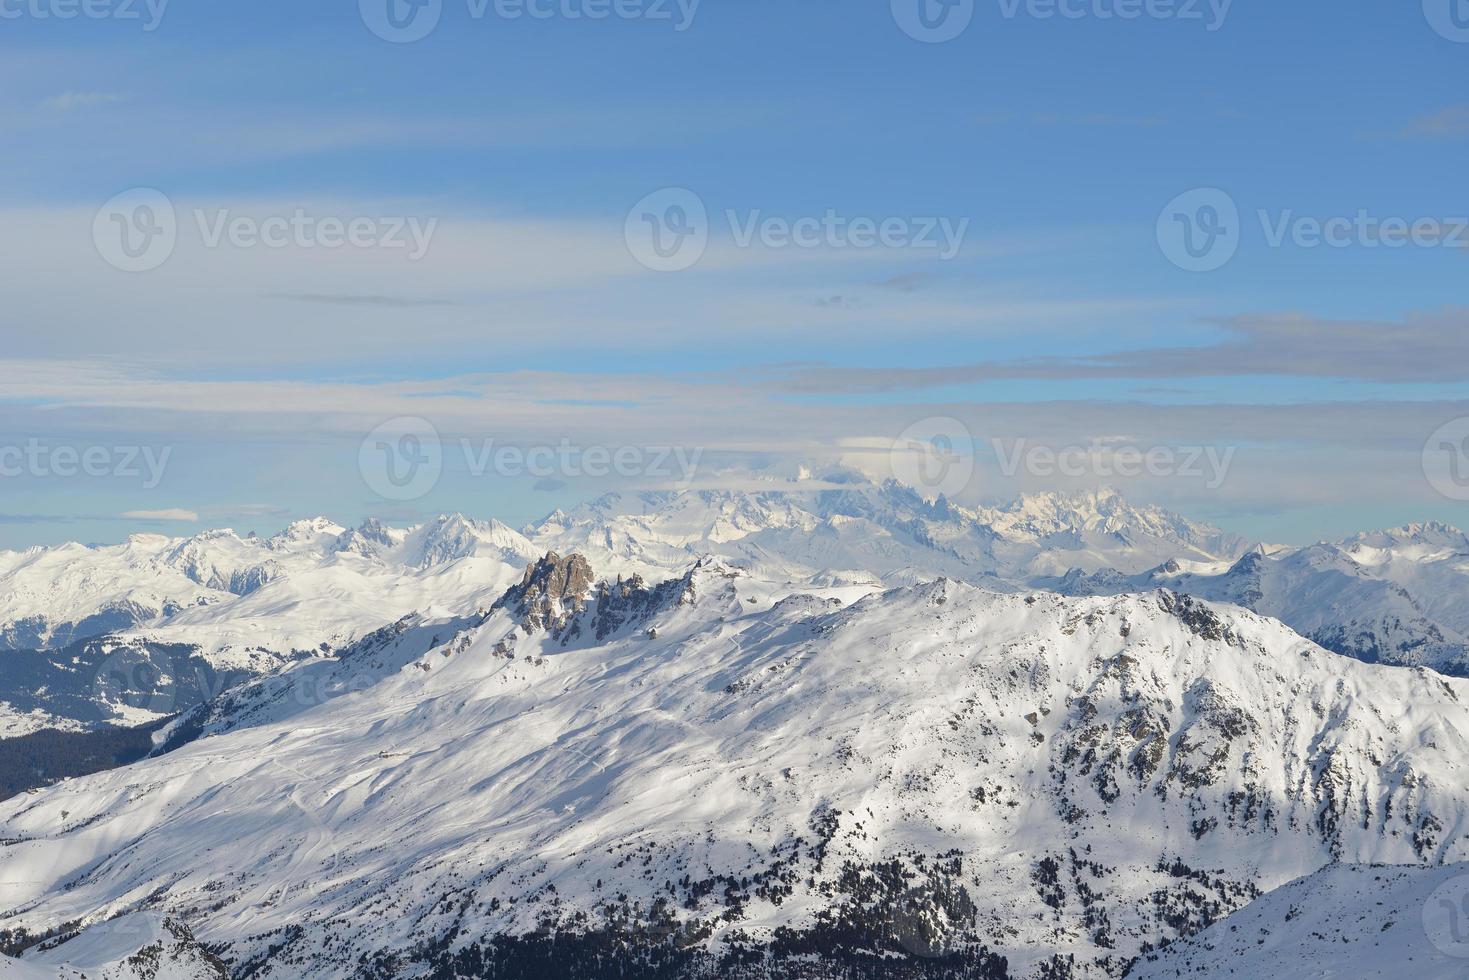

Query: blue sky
[2,0,1468,547]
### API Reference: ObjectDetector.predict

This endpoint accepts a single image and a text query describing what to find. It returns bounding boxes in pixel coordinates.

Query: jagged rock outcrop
[491,552,597,636]
[491,552,718,646]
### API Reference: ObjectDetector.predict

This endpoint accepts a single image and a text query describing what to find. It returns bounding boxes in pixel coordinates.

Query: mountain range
[1,482,1465,736]
[4,553,1469,977]
[3,481,1469,977]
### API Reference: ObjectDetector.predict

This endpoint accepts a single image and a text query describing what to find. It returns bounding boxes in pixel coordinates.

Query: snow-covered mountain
[0,516,541,734]
[0,514,539,657]
[1128,863,1469,978]
[5,558,1469,979]
[0,912,226,979]
[523,480,1252,588]
[3,483,1467,740]
[527,482,1469,674]
[1051,525,1469,675]
[0,486,1258,736]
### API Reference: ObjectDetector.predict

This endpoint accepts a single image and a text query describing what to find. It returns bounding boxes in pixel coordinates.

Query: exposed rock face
[490,552,714,646]
[492,552,597,636]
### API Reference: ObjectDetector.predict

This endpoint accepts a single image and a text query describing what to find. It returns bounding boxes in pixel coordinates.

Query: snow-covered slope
[0,516,539,734]
[1128,863,1469,979]
[0,913,226,979]
[0,515,538,660]
[5,560,1469,979]
[1052,528,1469,675]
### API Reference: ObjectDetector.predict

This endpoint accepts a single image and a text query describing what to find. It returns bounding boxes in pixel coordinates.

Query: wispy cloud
[0,514,73,526]
[40,91,129,112]
[1400,105,1469,139]
[871,272,930,292]
[265,293,460,308]
[761,308,1469,392]
[120,508,199,522]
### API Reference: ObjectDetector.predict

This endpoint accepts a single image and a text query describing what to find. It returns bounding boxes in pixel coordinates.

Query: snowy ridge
[0,516,537,663]
[1051,527,1469,674]
[4,563,1469,978]
[522,481,1251,588]
[0,912,226,979]
[1128,862,1469,978]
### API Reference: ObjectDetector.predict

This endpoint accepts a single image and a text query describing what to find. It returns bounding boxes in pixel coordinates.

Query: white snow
[4,567,1469,978]
[1130,863,1469,979]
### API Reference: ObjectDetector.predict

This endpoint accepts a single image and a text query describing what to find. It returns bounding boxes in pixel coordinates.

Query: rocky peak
[490,554,724,647]
[1227,547,1267,576]
[492,552,597,635]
